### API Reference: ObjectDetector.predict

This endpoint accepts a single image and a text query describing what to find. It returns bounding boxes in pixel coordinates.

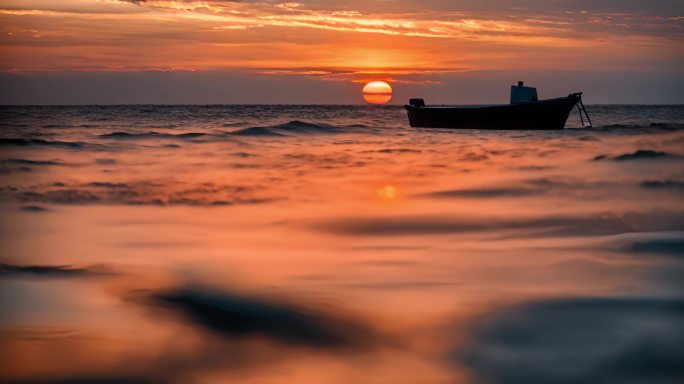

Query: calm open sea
[1,105,683,383]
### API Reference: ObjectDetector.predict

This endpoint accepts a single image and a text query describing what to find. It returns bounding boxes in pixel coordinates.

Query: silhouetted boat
[405,82,591,130]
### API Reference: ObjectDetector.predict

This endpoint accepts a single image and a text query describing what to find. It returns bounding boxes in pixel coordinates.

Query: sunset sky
[1,0,683,104]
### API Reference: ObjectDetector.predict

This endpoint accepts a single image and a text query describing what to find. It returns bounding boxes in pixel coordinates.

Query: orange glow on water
[1,106,683,382]
[377,185,397,199]
[362,81,392,104]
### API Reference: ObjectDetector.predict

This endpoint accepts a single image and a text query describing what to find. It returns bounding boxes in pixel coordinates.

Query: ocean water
[1,105,683,383]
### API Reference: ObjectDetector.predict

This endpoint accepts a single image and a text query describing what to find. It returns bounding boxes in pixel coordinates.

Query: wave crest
[231,120,364,136]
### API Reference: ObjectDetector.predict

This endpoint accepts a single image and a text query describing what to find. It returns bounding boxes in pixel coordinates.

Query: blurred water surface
[1,105,683,383]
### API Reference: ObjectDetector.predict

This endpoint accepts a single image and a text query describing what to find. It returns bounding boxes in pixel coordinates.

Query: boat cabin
[511,81,538,104]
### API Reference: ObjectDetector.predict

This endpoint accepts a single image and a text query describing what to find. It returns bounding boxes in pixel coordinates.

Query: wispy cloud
[1,0,681,76]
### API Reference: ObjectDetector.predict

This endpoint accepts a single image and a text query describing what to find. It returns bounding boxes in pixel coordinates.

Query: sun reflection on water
[377,185,397,200]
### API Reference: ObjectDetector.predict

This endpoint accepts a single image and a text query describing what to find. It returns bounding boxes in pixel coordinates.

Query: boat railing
[571,92,593,127]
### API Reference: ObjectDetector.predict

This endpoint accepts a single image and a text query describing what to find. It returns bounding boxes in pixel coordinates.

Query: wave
[0,138,85,148]
[7,180,281,207]
[592,149,680,161]
[596,123,684,131]
[21,205,51,212]
[0,262,92,277]
[1,158,63,166]
[640,180,684,190]
[99,131,206,140]
[231,120,365,136]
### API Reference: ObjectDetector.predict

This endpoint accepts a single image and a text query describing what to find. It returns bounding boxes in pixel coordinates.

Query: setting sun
[363,81,393,105]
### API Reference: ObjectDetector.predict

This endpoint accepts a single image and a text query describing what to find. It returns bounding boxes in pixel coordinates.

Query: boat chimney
[518,81,524,87]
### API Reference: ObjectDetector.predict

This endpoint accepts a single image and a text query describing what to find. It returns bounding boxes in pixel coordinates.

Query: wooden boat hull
[404,95,580,130]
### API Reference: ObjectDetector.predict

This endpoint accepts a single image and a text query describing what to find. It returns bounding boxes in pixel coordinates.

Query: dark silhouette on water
[405,82,591,130]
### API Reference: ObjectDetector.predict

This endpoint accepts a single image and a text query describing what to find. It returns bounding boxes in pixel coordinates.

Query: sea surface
[1,105,683,383]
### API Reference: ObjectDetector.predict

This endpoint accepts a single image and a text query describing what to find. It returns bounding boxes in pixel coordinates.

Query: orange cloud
[0,0,681,79]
